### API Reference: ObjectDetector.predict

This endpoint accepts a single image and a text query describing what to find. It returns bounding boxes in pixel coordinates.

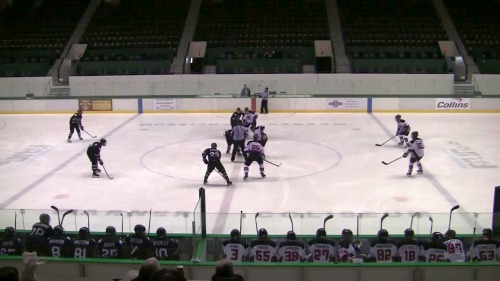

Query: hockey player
[336,229,360,262]
[396,228,419,262]
[253,126,268,147]
[202,143,232,186]
[421,232,447,262]
[242,107,258,129]
[72,227,97,258]
[224,129,233,154]
[249,228,277,262]
[243,135,266,179]
[125,224,153,259]
[47,225,72,258]
[97,226,124,259]
[153,227,180,261]
[308,228,336,262]
[470,228,500,261]
[278,231,305,262]
[395,114,411,147]
[87,138,107,178]
[231,120,248,162]
[442,229,465,262]
[26,213,54,254]
[403,131,424,176]
[222,229,249,262]
[0,227,23,255]
[230,107,243,128]
[67,109,84,143]
[369,229,397,263]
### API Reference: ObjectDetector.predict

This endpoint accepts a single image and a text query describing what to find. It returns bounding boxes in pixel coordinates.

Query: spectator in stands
[240,84,251,97]
[211,259,244,281]
[260,87,269,114]
[131,257,160,281]
[151,268,187,281]
[0,266,18,281]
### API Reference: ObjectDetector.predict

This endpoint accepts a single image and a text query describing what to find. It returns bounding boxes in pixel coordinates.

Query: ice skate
[203,177,208,184]
[398,141,404,145]
[96,169,102,173]
[260,172,266,178]
[67,139,71,143]
[93,172,100,178]
[243,174,248,180]
[226,180,232,186]
[406,171,412,177]
[417,169,423,174]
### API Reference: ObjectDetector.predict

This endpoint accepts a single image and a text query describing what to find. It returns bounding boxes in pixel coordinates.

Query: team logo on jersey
[435,98,470,110]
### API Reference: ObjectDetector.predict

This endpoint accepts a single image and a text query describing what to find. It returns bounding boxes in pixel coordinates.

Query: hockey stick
[14,212,17,231]
[60,209,74,226]
[380,213,389,230]
[289,212,294,232]
[51,205,61,226]
[102,165,114,179]
[83,130,97,138]
[382,157,403,165]
[83,210,90,230]
[375,135,396,146]
[323,215,333,229]
[239,211,243,235]
[410,212,420,229]
[120,213,124,238]
[448,205,460,230]
[470,212,478,262]
[254,212,260,235]
[428,216,433,238]
[147,209,152,237]
[356,214,360,242]
[263,159,282,167]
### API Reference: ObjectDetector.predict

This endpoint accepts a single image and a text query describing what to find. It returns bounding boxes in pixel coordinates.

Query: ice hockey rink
[0,112,498,237]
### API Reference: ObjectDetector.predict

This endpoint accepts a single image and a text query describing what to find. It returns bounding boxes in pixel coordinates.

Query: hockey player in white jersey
[443,229,465,262]
[243,134,266,179]
[253,126,268,147]
[403,131,424,176]
[242,107,258,129]
[369,229,397,263]
[395,114,411,147]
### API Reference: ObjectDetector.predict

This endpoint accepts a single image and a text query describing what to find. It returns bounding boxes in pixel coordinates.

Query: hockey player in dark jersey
[67,109,84,143]
[421,232,447,262]
[396,228,419,262]
[97,226,124,259]
[72,227,97,259]
[249,228,277,262]
[336,229,361,262]
[470,228,500,261]
[224,129,233,154]
[0,227,23,255]
[87,138,107,178]
[369,229,398,263]
[243,135,266,179]
[125,224,153,259]
[308,228,336,262]
[26,213,54,254]
[47,225,73,258]
[230,108,243,128]
[202,143,232,186]
[222,229,249,262]
[278,231,305,262]
[153,227,180,261]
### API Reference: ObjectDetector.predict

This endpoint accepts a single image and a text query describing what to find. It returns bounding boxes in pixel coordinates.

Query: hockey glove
[99,159,104,165]
[80,126,84,130]
[203,159,209,164]
[262,154,266,159]
[402,152,409,158]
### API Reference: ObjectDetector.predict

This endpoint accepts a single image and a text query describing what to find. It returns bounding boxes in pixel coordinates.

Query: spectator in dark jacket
[211,259,244,281]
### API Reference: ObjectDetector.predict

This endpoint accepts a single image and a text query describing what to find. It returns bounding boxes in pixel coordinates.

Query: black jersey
[87,142,103,160]
[72,238,97,259]
[69,113,82,125]
[47,236,73,258]
[97,237,124,258]
[29,222,54,238]
[230,111,243,126]
[152,237,180,260]
[0,237,23,255]
[202,148,222,162]
[125,234,153,259]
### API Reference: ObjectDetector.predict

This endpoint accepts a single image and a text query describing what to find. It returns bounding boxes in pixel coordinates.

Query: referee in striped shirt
[231,120,247,162]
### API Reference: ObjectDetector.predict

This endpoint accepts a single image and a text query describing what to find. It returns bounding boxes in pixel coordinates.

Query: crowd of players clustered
[1,213,499,263]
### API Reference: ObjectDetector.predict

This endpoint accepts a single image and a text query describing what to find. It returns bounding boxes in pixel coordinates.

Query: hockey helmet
[445,229,456,239]
[230,229,240,239]
[211,143,217,149]
[404,228,414,238]
[39,213,50,224]
[378,229,389,241]
[244,107,249,112]
[316,228,327,238]
[253,134,259,140]
[395,114,401,121]
[286,230,296,241]
[79,227,90,238]
[411,131,419,140]
[4,227,15,238]
[483,228,493,239]
[236,107,241,112]
[156,227,167,237]
[100,138,107,146]
[258,228,268,238]
[431,232,443,243]
[77,109,83,114]
[134,224,146,234]
[342,228,353,239]
[106,226,116,236]
[54,225,65,236]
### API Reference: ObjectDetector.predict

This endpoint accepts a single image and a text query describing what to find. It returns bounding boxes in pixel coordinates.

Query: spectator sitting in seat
[211,259,244,281]
[151,268,187,281]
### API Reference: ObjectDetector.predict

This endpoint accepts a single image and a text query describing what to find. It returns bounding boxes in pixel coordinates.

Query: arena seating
[77,0,188,75]
[443,0,500,74]
[194,0,329,73]
[0,0,89,77]
[338,0,448,74]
